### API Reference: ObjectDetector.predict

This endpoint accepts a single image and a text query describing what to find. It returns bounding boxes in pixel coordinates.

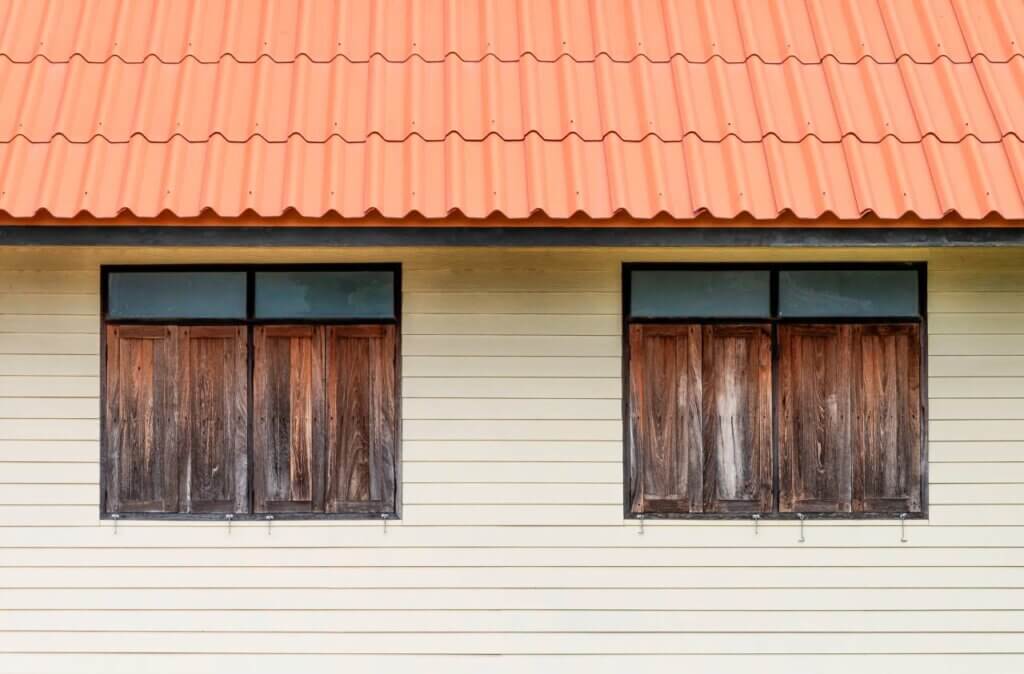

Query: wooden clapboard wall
[1,245,1023,673]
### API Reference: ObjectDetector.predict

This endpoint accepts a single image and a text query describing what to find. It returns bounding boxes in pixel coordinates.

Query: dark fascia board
[1,226,1023,247]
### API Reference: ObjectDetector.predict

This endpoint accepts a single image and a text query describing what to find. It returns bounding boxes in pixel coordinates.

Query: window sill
[625,512,928,521]
[100,511,400,522]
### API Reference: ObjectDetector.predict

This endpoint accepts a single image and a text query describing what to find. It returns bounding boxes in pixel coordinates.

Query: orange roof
[0,0,1022,221]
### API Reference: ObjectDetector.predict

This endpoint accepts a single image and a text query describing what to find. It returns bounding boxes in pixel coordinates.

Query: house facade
[1,2,1023,673]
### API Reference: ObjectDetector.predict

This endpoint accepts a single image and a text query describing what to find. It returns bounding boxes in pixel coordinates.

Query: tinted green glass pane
[254,271,395,319]
[107,272,247,319]
[630,270,771,318]
[779,270,919,317]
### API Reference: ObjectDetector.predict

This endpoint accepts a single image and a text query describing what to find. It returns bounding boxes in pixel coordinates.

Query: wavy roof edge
[2,0,1021,65]
[2,205,1023,225]
[3,52,1024,66]
[4,131,1024,145]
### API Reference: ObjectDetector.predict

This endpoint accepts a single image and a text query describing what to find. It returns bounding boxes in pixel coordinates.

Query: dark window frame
[622,262,928,521]
[99,263,402,522]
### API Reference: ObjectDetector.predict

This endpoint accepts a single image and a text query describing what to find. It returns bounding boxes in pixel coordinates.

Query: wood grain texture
[177,326,247,513]
[779,325,854,513]
[853,324,923,513]
[326,325,397,514]
[253,326,325,513]
[628,324,702,514]
[702,325,772,513]
[104,325,178,513]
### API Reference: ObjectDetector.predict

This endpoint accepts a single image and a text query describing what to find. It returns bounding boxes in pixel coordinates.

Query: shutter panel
[628,324,703,514]
[253,326,325,513]
[178,326,248,513]
[325,325,398,514]
[104,325,180,513]
[779,324,854,512]
[852,324,923,513]
[701,324,773,513]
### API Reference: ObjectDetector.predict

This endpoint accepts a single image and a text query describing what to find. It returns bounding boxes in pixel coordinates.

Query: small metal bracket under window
[381,513,389,534]
[265,514,273,535]
[752,513,761,535]
[797,513,806,543]
[899,513,908,543]
[637,514,645,535]
[225,513,234,534]
[111,513,119,535]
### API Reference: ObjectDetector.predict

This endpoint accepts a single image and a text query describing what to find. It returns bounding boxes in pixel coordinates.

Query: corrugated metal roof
[0,0,1022,221]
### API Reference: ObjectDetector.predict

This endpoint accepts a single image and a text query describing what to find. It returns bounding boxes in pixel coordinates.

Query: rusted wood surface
[178,326,247,513]
[104,325,179,513]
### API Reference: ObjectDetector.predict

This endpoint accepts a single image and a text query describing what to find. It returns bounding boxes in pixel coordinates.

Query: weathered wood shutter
[628,324,703,513]
[701,325,773,513]
[324,325,398,513]
[852,324,923,513]
[104,325,180,513]
[253,326,325,513]
[178,326,248,513]
[779,325,854,512]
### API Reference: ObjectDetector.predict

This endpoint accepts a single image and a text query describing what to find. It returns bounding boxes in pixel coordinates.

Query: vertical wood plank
[853,324,923,513]
[778,324,853,513]
[253,326,324,513]
[104,325,179,513]
[325,325,397,514]
[702,324,773,513]
[178,326,248,513]
[627,324,702,514]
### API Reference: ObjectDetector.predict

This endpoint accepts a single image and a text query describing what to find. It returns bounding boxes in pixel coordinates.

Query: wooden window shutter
[253,326,325,513]
[779,325,854,512]
[177,326,248,513]
[324,325,398,513]
[628,324,703,514]
[701,325,773,513]
[104,325,180,513]
[852,324,923,513]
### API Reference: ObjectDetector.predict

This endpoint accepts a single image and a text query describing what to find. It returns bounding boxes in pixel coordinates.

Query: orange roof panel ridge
[1,0,1021,64]
[0,0,1022,222]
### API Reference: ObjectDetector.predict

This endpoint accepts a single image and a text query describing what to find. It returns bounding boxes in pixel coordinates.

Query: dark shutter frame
[623,263,927,520]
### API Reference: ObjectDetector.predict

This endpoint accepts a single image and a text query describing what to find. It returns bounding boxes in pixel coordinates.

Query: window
[101,265,400,519]
[624,264,925,519]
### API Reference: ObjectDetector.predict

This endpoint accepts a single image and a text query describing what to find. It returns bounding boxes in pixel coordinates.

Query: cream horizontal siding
[0,247,1023,674]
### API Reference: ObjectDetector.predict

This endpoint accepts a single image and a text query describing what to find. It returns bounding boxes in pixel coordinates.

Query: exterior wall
[1,245,1023,673]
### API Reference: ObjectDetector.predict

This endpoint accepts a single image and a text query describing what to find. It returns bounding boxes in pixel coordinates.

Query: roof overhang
[1,214,1022,247]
